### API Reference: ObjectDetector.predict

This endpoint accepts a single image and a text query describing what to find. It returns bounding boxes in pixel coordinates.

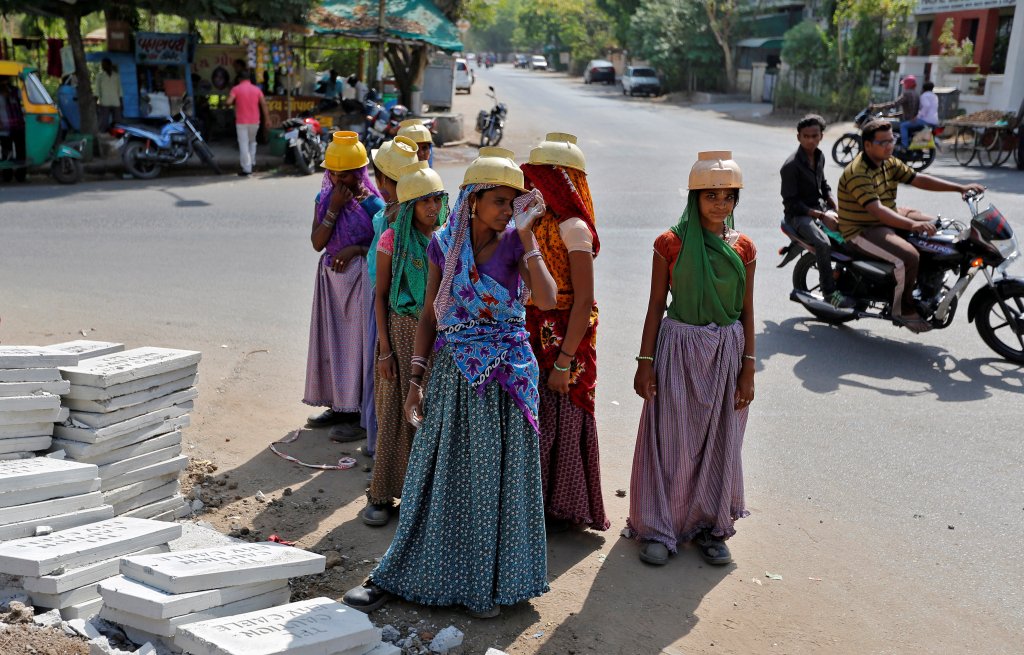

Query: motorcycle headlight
[995,233,1020,274]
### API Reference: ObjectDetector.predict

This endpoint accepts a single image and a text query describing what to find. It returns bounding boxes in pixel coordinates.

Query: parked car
[513,54,529,69]
[621,66,662,96]
[583,59,616,85]
[530,55,548,71]
[455,57,474,93]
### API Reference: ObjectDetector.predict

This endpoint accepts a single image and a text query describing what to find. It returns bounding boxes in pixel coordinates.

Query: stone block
[110,480,181,516]
[0,504,115,543]
[0,457,100,494]
[98,446,184,483]
[101,455,189,492]
[22,545,169,594]
[59,348,201,388]
[0,436,52,454]
[0,392,61,412]
[68,388,197,429]
[0,407,67,426]
[55,405,192,444]
[65,366,199,402]
[0,478,100,509]
[29,579,102,609]
[0,347,78,369]
[59,596,103,620]
[120,543,326,594]
[363,644,402,655]
[173,597,379,655]
[56,424,185,464]
[0,517,181,576]
[121,496,189,521]
[66,617,103,640]
[0,452,36,461]
[65,375,198,413]
[100,575,289,619]
[0,368,62,383]
[0,422,53,439]
[47,341,126,359]
[0,379,71,397]
[101,586,292,638]
[0,491,104,526]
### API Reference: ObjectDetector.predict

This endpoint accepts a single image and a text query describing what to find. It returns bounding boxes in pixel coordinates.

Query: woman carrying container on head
[397,118,433,164]
[627,151,756,567]
[303,132,385,429]
[362,160,448,526]
[520,133,609,533]
[344,147,558,619]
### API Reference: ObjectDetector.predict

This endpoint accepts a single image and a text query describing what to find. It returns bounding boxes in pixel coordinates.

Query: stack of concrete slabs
[0,346,79,457]
[0,458,112,541]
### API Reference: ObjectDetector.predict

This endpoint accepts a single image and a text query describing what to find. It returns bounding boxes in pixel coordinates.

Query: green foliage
[629,0,722,91]
[594,0,640,47]
[512,0,614,69]
[781,20,828,76]
[465,0,522,53]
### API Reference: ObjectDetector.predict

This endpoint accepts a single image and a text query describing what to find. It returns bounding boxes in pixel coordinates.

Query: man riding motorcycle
[870,75,920,150]
[836,119,985,333]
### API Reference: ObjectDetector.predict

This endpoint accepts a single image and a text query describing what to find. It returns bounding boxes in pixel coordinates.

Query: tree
[831,0,915,110]
[629,0,722,92]
[702,0,741,92]
[512,0,614,72]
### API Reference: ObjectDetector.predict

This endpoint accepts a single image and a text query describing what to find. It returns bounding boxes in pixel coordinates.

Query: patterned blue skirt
[370,345,549,612]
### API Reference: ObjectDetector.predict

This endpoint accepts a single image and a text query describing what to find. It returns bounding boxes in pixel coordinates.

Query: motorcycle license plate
[284,129,299,140]
[374,119,388,131]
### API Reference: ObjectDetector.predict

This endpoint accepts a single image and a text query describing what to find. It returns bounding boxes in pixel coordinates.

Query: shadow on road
[758,317,1023,401]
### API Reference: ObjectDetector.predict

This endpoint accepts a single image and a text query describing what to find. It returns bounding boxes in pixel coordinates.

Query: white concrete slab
[101,586,292,638]
[64,365,199,401]
[59,348,201,388]
[59,596,103,620]
[100,575,289,619]
[68,388,197,429]
[21,545,169,594]
[104,475,181,508]
[65,374,198,413]
[0,347,78,370]
[55,422,186,462]
[121,495,189,521]
[173,597,379,655]
[0,504,114,542]
[0,368,62,383]
[0,407,66,426]
[97,445,183,482]
[0,517,181,576]
[0,436,51,454]
[47,341,125,359]
[0,392,61,412]
[102,456,188,492]
[112,480,181,516]
[0,451,35,461]
[0,491,104,526]
[120,543,326,594]
[0,379,70,397]
[0,457,99,494]
[0,478,99,509]
[55,404,191,444]
[0,422,53,439]
[28,579,102,609]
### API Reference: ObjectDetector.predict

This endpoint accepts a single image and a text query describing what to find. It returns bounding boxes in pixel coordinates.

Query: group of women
[301,124,757,618]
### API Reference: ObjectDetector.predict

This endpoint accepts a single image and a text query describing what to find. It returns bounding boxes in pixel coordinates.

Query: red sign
[135,32,189,65]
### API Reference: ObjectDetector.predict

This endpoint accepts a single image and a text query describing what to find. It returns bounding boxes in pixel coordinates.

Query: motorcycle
[361,91,409,151]
[476,86,507,148]
[778,191,1024,363]
[832,106,941,172]
[114,104,220,179]
[281,114,327,175]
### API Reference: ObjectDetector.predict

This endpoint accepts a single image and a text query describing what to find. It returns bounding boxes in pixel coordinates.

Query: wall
[923,8,1003,73]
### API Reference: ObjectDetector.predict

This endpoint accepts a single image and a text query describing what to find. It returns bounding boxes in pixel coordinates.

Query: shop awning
[311,0,463,51]
[737,37,785,49]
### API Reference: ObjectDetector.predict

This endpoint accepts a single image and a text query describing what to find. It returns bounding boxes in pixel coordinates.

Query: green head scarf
[666,190,746,326]
[389,192,449,317]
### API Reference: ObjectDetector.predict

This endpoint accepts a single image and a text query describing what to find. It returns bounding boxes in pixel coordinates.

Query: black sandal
[694,531,733,565]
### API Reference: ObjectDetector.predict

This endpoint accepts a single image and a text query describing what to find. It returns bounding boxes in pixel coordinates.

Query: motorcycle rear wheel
[793,253,859,324]
[831,135,860,167]
[50,158,82,185]
[479,125,503,148]
[294,143,315,175]
[193,141,222,175]
[122,141,162,179]
[904,147,935,171]
[974,288,1024,364]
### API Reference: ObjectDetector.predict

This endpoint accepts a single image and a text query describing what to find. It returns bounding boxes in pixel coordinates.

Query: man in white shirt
[901,81,939,149]
[95,58,122,131]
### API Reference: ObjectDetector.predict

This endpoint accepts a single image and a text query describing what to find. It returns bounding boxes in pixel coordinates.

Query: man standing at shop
[226,71,269,177]
[95,58,122,131]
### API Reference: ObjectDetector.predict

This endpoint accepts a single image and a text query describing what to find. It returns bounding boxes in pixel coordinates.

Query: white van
[455,58,474,94]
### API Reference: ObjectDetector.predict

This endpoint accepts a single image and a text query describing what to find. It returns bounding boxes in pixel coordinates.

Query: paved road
[2,64,1022,649]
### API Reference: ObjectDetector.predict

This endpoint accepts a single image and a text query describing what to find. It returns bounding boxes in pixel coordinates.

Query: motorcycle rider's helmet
[687,151,743,190]
[397,160,446,203]
[371,136,418,181]
[397,119,433,144]
[462,147,527,192]
[528,132,586,172]
[389,104,410,121]
[322,131,368,171]
[901,75,917,89]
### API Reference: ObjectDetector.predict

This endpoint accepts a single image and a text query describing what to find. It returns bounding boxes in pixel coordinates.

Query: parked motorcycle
[778,191,1024,363]
[832,107,941,172]
[361,91,409,151]
[281,114,327,175]
[476,86,507,148]
[114,105,220,179]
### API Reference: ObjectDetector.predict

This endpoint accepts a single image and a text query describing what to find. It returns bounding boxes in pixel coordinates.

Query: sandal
[306,408,355,428]
[361,503,392,527]
[894,314,933,334]
[639,542,669,566]
[342,582,391,613]
[466,605,501,619]
[329,423,367,443]
[694,531,732,565]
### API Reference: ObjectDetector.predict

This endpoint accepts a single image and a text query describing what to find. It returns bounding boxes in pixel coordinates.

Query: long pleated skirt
[362,283,378,455]
[627,318,749,553]
[370,345,549,612]
[302,253,371,413]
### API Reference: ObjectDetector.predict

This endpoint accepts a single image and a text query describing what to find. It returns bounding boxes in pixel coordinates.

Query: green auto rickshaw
[0,61,84,184]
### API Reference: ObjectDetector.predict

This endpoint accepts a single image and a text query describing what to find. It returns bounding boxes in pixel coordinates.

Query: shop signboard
[135,32,189,65]
[193,45,247,95]
[916,0,1014,12]
[265,96,320,126]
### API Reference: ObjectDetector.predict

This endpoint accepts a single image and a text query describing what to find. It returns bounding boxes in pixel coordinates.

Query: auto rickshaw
[0,61,84,184]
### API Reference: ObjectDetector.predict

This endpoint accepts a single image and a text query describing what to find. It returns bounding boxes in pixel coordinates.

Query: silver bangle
[378,351,394,362]
[521,249,542,264]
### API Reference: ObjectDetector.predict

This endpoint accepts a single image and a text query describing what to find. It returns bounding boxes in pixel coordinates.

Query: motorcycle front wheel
[793,253,859,324]
[831,134,861,167]
[193,141,222,175]
[50,158,82,185]
[122,141,162,179]
[974,288,1024,364]
[904,147,935,172]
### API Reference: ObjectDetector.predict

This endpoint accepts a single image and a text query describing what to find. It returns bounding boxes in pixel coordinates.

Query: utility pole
[376,0,386,88]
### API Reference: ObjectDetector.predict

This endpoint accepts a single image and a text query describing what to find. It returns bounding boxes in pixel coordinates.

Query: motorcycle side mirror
[488,86,494,92]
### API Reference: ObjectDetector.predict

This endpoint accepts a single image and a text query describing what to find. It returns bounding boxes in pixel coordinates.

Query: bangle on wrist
[559,348,574,359]
[552,361,570,372]
[522,249,542,264]
[635,355,654,363]
[741,354,755,362]
[377,351,394,362]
